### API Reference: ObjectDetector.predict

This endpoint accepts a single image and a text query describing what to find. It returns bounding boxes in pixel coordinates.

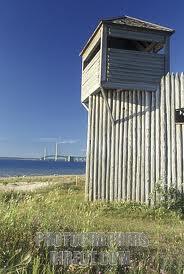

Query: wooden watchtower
[80,16,179,203]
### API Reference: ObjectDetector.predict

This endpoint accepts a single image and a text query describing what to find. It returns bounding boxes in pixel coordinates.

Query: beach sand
[0,174,85,191]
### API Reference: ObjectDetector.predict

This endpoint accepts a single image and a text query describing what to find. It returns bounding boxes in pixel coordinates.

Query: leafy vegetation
[0,177,183,273]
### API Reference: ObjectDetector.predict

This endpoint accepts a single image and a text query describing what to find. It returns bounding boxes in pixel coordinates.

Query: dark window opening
[83,41,100,70]
[107,36,164,53]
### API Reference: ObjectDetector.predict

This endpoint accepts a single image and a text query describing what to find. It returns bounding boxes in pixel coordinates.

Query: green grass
[0,175,83,185]
[0,178,183,273]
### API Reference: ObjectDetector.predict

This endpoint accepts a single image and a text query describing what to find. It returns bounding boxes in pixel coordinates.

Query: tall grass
[0,179,183,273]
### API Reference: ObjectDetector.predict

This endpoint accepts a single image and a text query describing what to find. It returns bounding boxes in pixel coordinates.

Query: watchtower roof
[103,15,175,33]
[80,15,175,56]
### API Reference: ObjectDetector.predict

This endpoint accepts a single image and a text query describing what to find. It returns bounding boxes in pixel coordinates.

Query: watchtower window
[107,36,164,53]
[83,41,101,70]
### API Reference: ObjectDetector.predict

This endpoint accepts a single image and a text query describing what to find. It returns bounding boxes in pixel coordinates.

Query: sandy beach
[0,174,85,191]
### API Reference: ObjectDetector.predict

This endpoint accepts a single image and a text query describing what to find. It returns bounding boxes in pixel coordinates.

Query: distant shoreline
[0,157,39,160]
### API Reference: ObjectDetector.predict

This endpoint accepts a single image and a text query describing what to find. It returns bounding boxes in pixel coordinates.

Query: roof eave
[105,20,175,36]
[124,15,175,33]
[79,21,103,56]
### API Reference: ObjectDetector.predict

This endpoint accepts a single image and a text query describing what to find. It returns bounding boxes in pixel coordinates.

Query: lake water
[0,159,86,177]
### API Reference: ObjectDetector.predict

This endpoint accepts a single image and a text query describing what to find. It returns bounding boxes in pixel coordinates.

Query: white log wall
[85,73,184,203]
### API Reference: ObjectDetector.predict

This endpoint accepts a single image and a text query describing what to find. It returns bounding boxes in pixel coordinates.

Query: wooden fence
[85,73,184,203]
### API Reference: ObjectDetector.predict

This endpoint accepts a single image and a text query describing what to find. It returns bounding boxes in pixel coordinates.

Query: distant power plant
[40,142,86,162]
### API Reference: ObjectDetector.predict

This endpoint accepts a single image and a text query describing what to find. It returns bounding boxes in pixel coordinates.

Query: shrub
[152,182,184,215]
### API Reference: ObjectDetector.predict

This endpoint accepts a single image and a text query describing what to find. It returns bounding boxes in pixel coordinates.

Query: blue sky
[0,0,183,157]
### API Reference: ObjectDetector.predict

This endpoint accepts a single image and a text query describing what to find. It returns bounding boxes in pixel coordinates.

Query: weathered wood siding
[85,73,184,203]
[105,49,165,91]
[81,51,101,102]
[107,25,165,43]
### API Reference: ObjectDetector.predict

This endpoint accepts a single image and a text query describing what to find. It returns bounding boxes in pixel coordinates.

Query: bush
[152,182,184,215]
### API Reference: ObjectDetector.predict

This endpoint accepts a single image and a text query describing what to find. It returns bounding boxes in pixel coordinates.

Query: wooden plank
[127,91,133,200]
[165,73,172,188]
[181,73,184,192]
[107,58,164,69]
[97,94,103,199]
[155,85,161,187]
[107,63,164,73]
[107,26,165,43]
[122,91,129,200]
[81,83,100,103]
[118,91,124,200]
[105,90,112,200]
[110,92,116,200]
[136,91,142,202]
[107,74,161,83]
[132,90,137,201]
[102,81,157,92]
[114,91,120,199]
[145,91,151,204]
[171,73,177,186]
[100,25,107,82]
[175,73,182,190]
[93,94,99,200]
[83,51,100,73]
[141,91,145,203]
[82,60,100,80]
[107,55,164,66]
[85,96,92,201]
[107,74,162,82]
[89,95,95,200]
[82,27,101,61]
[108,48,165,59]
[150,91,156,205]
[164,37,170,73]
[160,76,167,186]
[82,70,100,86]
[107,68,164,78]
[101,92,107,200]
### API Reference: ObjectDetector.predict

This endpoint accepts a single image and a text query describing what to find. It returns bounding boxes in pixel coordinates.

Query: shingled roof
[103,15,174,33]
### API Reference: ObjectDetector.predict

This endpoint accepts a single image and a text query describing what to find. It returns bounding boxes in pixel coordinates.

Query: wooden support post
[171,73,177,186]
[127,91,133,200]
[102,92,107,200]
[136,91,142,202]
[160,77,167,187]
[155,85,161,189]
[141,91,145,203]
[175,73,182,190]
[98,94,103,199]
[114,91,120,199]
[93,94,99,200]
[150,91,156,205]
[181,73,184,192]
[145,91,151,204]
[132,90,137,201]
[118,91,124,200]
[165,73,172,188]
[122,91,129,200]
[105,90,112,200]
[85,96,92,201]
[110,92,116,201]
[89,96,96,200]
